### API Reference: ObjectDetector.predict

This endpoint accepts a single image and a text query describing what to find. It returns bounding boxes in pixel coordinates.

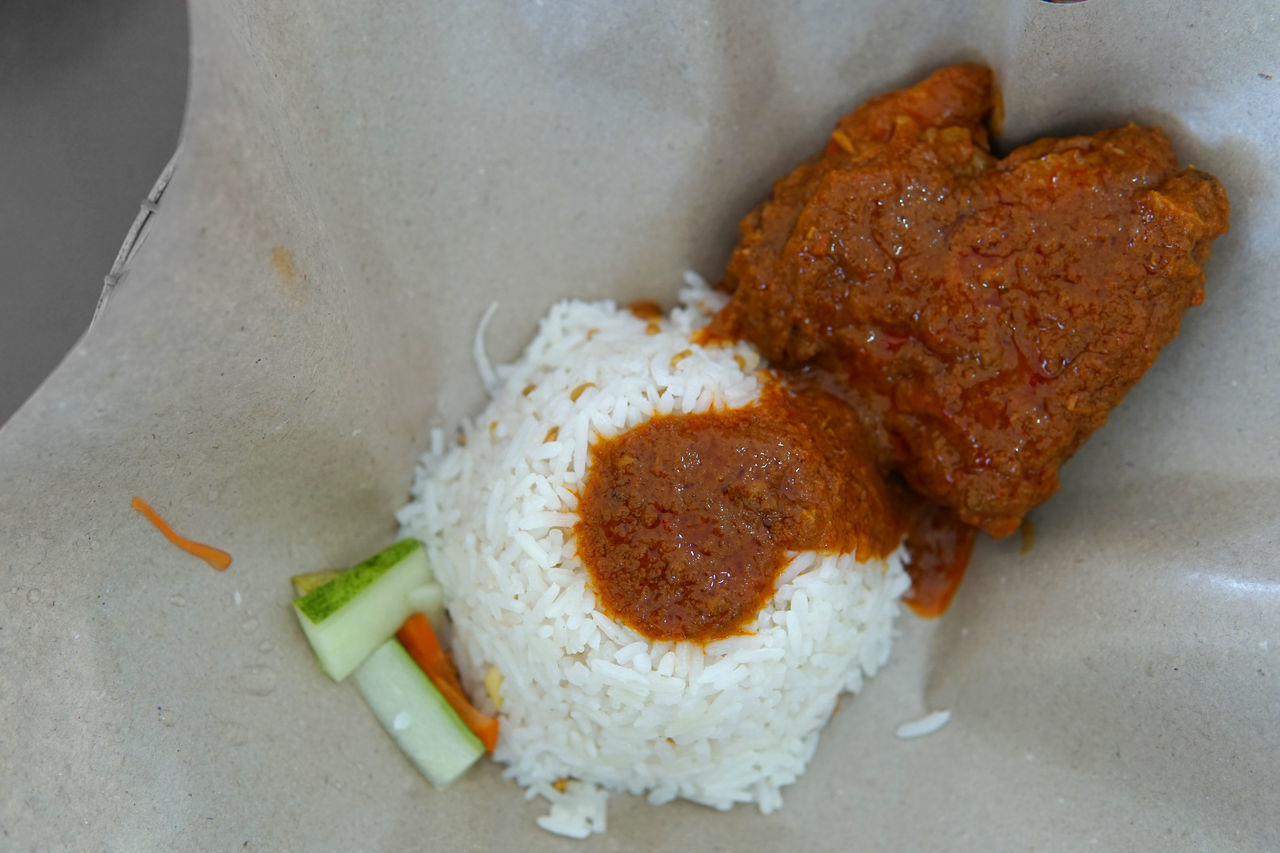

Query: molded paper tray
[2,1,1277,849]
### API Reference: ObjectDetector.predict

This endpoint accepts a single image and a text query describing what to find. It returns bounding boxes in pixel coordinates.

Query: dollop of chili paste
[575,386,903,642]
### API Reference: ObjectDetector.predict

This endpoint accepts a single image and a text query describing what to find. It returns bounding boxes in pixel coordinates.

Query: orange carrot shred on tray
[131,496,233,571]
[397,613,500,753]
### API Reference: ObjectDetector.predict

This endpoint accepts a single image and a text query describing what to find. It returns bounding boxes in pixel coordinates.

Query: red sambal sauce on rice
[575,385,903,643]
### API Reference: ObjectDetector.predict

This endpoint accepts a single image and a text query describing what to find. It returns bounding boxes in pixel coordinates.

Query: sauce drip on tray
[900,505,976,618]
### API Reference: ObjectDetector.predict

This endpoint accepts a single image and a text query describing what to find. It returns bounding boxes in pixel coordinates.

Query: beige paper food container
[3,1,1277,849]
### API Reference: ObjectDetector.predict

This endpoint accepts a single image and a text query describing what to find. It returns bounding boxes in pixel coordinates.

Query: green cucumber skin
[353,640,484,788]
[292,541,433,680]
[295,539,422,624]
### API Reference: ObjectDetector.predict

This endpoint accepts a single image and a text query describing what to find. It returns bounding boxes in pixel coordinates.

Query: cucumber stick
[353,639,484,787]
[293,539,434,681]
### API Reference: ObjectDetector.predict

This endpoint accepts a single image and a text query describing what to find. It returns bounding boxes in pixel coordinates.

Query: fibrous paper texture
[2,1,1277,849]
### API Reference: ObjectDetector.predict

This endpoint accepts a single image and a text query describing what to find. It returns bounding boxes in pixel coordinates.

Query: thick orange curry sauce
[575,385,902,642]
[574,64,1229,643]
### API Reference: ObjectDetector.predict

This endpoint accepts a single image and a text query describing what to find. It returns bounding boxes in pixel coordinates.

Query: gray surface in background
[0,0,188,424]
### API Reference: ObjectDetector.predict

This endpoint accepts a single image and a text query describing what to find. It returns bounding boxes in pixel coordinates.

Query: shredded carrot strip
[398,612,464,693]
[397,613,499,753]
[131,496,232,571]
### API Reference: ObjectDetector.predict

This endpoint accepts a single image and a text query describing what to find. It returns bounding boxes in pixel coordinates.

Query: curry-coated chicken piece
[711,64,1230,537]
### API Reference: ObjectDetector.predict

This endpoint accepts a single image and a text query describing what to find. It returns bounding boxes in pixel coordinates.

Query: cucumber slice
[293,539,432,681]
[353,639,484,788]
[294,571,445,623]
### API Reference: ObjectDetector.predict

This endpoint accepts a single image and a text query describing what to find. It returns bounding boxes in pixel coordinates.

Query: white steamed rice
[396,275,910,837]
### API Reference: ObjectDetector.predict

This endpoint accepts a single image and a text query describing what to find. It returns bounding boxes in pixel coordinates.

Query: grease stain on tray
[270,246,306,299]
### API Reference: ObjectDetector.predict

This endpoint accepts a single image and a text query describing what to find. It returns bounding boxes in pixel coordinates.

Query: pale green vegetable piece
[407,581,447,630]
[352,639,484,788]
[292,539,432,681]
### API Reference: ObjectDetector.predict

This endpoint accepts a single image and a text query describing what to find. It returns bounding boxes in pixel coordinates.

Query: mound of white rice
[397,276,910,838]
